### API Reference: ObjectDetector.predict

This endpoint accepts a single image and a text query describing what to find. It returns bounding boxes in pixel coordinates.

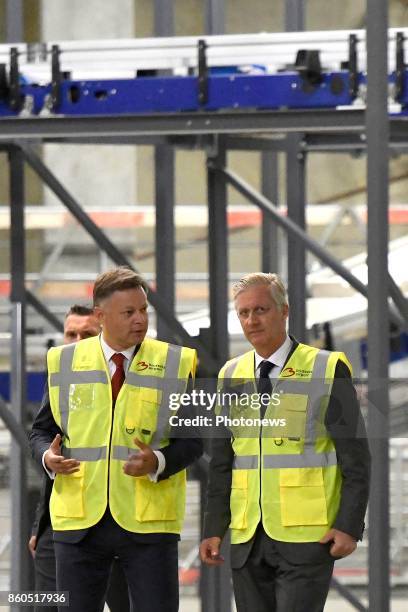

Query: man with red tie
[29,304,130,612]
[30,267,202,612]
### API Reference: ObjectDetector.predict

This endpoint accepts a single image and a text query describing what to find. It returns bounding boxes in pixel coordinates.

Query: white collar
[100,334,136,363]
[254,335,292,371]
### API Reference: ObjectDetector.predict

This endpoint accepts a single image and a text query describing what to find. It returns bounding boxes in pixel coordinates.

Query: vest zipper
[106,399,115,509]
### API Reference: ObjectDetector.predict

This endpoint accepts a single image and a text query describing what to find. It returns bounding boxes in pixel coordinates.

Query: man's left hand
[123,438,159,477]
[319,528,357,558]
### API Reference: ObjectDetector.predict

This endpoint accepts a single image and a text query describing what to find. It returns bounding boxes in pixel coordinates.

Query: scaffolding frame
[1,1,403,611]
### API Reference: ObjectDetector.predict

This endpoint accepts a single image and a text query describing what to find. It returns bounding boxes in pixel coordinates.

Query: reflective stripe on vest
[113,343,186,453]
[62,446,107,461]
[223,349,335,470]
[47,337,195,534]
[233,455,259,469]
[262,349,333,468]
[223,343,345,543]
[49,343,109,432]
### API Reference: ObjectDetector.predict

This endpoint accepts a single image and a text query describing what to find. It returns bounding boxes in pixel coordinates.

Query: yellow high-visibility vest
[47,335,196,533]
[218,342,351,544]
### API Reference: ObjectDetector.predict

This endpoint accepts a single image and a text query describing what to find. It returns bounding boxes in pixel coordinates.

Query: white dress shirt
[100,335,165,481]
[254,334,292,380]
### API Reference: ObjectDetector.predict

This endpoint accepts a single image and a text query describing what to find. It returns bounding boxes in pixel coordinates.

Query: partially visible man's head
[93,267,149,351]
[63,304,100,345]
[232,273,289,358]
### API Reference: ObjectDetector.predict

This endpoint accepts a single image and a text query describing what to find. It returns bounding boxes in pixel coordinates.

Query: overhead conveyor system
[1,28,408,117]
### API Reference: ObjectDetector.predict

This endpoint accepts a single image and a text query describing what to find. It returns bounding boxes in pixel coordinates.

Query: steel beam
[221,166,368,296]
[154,1,176,343]
[8,145,29,601]
[261,152,280,274]
[225,136,287,151]
[26,289,64,332]
[154,144,175,342]
[205,0,225,35]
[154,0,174,38]
[285,0,305,32]
[331,577,367,612]
[0,397,42,475]
[5,0,23,43]
[366,1,390,611]
[221,166,405,327]
[0,109,374,141]
[21,145,219,373]
[207,141,229,368]
[286,134,306,339]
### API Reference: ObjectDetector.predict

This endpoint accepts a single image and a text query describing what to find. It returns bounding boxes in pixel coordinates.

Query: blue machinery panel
[0,372,46,403]
[0,72,359,117]
[1,34,408,117]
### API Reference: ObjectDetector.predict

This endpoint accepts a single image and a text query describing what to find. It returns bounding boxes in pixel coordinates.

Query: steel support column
[154,0,173,38]
[154,145,175,341]
[207,142,229,368]
[366,1,390,611]
[205,0,225,35]
[154,1,175,342]
[285,0,305,32]
[21,145,218,373]
[9,145,29,602]
[6,0,23,42]
[261,152,280,274]
[286,134,306,340]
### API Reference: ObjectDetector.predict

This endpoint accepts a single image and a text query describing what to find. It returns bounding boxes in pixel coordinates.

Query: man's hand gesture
[44,434,80,474]
[123,438,159,477]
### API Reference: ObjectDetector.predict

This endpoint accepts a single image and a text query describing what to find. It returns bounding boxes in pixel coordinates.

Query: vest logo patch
[281,367,312,378]
[136,361,149,371]
[136,360,165,372]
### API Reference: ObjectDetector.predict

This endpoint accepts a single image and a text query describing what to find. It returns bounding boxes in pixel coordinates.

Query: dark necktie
[258,360,274,395]
[258,360,274,417]
[111,353,126,406]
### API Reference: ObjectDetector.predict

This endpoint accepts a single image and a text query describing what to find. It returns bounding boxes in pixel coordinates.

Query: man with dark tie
[200,272,370,612]
[30,267,202,612]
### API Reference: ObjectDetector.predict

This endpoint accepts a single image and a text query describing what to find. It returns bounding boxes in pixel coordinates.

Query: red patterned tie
[111,353,126,406]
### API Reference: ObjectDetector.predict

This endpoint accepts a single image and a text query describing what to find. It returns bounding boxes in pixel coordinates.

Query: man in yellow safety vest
[200,272,370,612]
[30,267,202,612]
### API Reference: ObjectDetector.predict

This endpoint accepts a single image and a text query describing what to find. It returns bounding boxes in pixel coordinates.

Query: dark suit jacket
[31,475,53,540]
[203,339,371,568]
[30,377,203,543]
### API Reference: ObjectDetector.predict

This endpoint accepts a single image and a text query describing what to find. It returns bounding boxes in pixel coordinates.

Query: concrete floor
[179,595,408,611]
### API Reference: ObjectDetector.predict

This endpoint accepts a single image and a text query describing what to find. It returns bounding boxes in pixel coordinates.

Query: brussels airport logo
[136,361,149,371]
[281,367,312,378]
[136,361,165,372]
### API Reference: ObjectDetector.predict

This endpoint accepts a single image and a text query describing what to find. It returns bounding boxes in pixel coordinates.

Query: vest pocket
[135,476,177,522]
[280,398,307,440]
[52,463,85,518]
[229,470,248,530]
[279,467,328,526]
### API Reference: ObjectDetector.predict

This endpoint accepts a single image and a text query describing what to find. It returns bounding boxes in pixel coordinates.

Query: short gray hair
[232,273,288,309]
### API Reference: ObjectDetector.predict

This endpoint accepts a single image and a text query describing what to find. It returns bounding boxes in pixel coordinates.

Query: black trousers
[34,525,58,612]
[34,524,131,612]
[232,528,334,612]
[54,512,179,612]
